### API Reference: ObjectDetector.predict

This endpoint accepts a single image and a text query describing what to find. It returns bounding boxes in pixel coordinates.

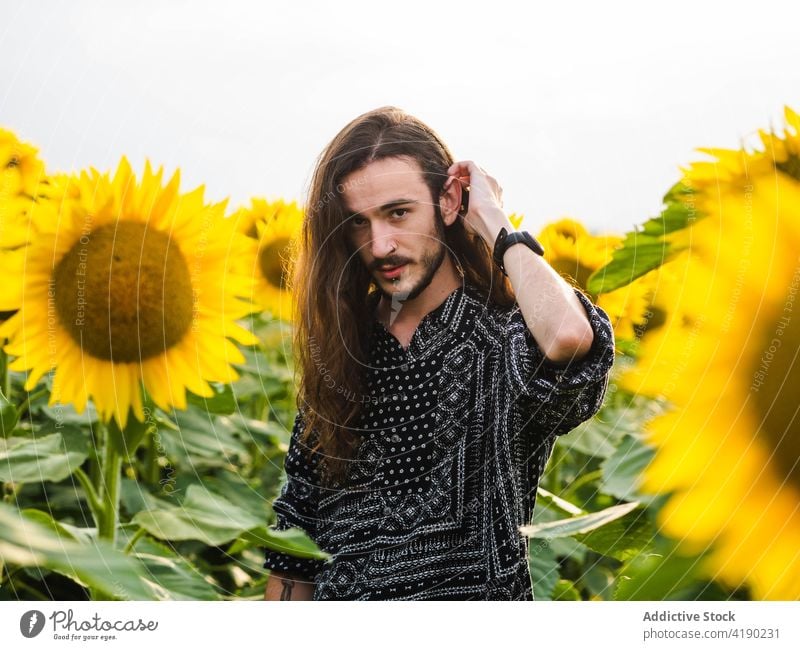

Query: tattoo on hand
[280,578,295,601]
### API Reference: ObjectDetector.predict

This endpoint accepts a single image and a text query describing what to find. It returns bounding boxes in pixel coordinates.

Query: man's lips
[378,263,407,279]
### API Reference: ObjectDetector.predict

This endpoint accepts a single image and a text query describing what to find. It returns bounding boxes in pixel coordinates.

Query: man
[263,106,615,600]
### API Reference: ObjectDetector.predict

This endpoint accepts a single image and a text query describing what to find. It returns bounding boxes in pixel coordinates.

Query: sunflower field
[1,107,799,601]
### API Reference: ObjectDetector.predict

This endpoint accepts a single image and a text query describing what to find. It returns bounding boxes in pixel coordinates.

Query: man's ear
[439,177,462,227]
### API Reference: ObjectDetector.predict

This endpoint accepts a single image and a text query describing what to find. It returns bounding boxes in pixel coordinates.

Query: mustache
[371,257,411,271]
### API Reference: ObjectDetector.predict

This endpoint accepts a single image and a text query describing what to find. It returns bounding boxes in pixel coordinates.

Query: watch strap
[492,227,545,275]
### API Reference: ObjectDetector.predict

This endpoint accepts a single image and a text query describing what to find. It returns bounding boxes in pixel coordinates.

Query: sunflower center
[52,220,194,362]
[776,152,800,181]
[550,259,594,289]
[751,296,800,488]
[259,238,290,289]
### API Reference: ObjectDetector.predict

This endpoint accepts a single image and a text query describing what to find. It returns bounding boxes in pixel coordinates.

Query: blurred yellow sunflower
[0,157,259,429]
[231,197,303,321]
[1,128,47,317]
[1,172,80,252]
[1,175,82,315]
[1,130,80,316]
[0,128,48,250]
[618,105,800,599]
[0,127,45,200]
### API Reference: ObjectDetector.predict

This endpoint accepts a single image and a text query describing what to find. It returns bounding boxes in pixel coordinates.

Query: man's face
[341,156,452,301]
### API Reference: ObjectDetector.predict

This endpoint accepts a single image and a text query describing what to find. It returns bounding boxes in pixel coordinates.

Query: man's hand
[446,159,594,363]
[264,570,315,601]
[444,160,513,246]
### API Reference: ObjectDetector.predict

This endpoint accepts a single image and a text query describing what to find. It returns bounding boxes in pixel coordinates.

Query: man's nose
[369,224,398,260]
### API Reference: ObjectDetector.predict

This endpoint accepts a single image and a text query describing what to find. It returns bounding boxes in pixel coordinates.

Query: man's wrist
[502,239,547,272]
[479,208,514,246]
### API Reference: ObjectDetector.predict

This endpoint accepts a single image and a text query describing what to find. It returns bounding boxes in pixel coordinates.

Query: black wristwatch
[492,227,545,275]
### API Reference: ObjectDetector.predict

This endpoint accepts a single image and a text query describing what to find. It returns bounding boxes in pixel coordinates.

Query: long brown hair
[291,105,515,486]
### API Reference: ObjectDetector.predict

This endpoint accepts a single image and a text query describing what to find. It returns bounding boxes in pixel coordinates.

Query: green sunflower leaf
[156,408,249,469]
[600,433,657,501]
[573,505,656,561]
[579,564,617,600]
[39,399,99,426]
[587,237,688,294]
[132,484,263,546]
[613,550,710,600]
[106,411,154,458]
[640,201,698,237]
[232,525,330,561]
[132,551,221,600]
[555,417,622,458]
[0,388,19,437]
[187,382,236,415]
[552,579,582,600]
[0,503,154,600]
[520,500,640,539]
[0,430,89,483]
[528,538,560,600]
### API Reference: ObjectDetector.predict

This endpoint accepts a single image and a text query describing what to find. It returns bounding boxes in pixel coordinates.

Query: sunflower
[617,106,800,599]
[231,197,303,321]
[0,127,45,199]
[0,157,259,429]
[0,129,48,318]
[0,127,48,250]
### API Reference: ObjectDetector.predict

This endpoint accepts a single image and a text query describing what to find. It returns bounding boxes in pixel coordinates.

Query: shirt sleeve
[504,286,616,437]
[262,410,327,582]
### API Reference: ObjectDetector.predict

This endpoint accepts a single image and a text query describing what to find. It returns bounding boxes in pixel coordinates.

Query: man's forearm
[264,570,315,600]
[476,206,594,366]
[502,237,594,365]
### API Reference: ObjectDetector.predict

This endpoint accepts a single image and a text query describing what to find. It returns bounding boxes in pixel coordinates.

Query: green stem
[98,436,122,543]
[73,467,104,529]
[250,392,266,420]
[88,420,104,490]
[2,478,22,596]
[143,429,160,486]
[89,421,123,602]
[15,388,49,419]
[0,344,10,398]
[123,527,146,555]
[547,442,564,491]
[562,469,604,502]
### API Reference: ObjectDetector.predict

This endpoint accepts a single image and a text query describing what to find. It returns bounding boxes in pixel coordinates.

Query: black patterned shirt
[262,281,616,600]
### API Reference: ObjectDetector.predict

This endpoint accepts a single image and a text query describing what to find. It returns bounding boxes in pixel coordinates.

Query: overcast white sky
[2,0,798,235]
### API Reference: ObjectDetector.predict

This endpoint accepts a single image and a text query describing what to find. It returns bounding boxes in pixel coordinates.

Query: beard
[374,204,448,303]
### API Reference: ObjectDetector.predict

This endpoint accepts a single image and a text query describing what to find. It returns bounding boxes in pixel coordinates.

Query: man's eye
[390,208,408,218]
[351,216,367,227]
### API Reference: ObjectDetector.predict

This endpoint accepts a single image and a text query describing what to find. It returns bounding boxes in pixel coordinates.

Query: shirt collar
[368,281,484,342]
